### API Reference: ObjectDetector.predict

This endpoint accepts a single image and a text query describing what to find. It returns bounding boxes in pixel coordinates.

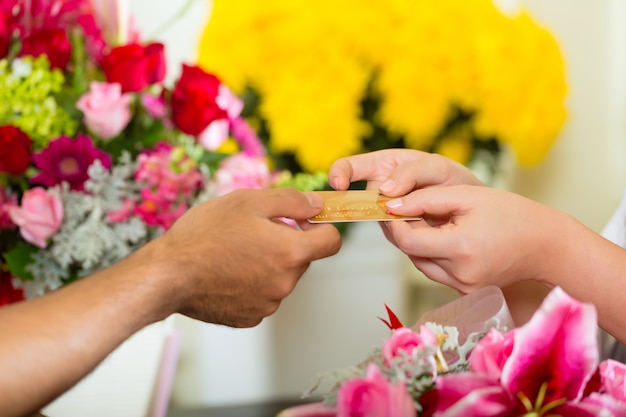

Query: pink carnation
[134,188,186,230]
[133,144,203,230]
[231,117,266,157]
[106,199,137,224]
[213,154,271,197]
[134,143,203,201]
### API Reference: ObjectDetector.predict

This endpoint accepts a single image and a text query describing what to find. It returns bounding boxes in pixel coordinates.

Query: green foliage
[0,56,78,148]
[3,243,37,281]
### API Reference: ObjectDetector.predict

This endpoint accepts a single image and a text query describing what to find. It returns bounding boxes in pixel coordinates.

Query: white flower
[10,58,32,79]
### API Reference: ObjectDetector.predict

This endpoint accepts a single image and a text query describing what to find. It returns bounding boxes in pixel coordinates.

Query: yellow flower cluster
[198,0,567,173]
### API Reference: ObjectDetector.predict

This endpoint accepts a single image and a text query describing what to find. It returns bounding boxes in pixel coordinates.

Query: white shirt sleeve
[599,189,626,361]
[601,190,626,247]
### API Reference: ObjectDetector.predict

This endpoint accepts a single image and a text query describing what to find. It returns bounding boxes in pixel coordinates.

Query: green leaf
[3,243,38,281]
[198,151,229,172]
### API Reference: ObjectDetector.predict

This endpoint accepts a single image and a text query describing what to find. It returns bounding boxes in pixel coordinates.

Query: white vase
[43,316,180,417]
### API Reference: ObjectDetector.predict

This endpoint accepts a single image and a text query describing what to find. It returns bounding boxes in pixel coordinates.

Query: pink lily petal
[198,119,229,151]
[216,83,244,119]
[502,287,598,404]
[89,0,130,45]
[558,394,626,417]
[429,373,508,414]
[579,393,626,417]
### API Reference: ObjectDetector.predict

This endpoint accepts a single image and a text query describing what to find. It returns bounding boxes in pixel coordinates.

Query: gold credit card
[308,190,423,223]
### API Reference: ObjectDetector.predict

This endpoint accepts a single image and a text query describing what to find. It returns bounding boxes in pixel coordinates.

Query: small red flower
[378,303,405,330]
[100,42,166,92]
[0,9,10,60]
[0,267,24,307]
[0,125,32,175]
[19,28,72,70]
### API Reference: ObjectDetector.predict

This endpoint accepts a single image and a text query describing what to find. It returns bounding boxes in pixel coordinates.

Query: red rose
[0,269,24,307]
[171,65,228,136]
[19,28,72,70]
[0,10,10,60]
[0,125,32,175]
[100,42,166,93]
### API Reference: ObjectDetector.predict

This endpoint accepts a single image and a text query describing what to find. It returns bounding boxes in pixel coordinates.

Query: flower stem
[147,0,199,40]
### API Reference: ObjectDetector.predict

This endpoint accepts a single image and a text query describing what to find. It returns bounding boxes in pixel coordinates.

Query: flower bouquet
[279,286,626,417]
[0,0,324,305]
[197,0,568,182]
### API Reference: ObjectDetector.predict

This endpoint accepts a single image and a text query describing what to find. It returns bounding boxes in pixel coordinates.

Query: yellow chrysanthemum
[215,137,239,155]
[435,135,474,166]
[198,0,567,173]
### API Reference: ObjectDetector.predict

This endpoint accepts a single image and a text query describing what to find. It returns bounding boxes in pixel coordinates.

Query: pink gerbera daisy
[31,134,112,191]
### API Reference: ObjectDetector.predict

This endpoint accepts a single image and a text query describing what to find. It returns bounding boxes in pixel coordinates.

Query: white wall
[128,0,210,84]
[508,0,626,232]
[128,0,626,408]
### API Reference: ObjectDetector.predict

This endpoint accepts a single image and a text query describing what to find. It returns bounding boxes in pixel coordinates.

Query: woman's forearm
[536,212,626,344]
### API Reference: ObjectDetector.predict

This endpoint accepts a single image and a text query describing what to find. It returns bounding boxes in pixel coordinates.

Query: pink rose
[600,359,626,402]
[469,327,515,379]
[381,326,438,367]
[337,364,416,417]
[213,154,272,197]
[76,82,132,139]
[9,187,63,248]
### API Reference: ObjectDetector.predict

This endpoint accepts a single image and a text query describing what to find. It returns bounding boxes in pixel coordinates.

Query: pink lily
[423,287,626,417]
[88,0,133,46]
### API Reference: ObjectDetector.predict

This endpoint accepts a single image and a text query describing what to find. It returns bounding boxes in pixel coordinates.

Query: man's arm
[0,188,341,417]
